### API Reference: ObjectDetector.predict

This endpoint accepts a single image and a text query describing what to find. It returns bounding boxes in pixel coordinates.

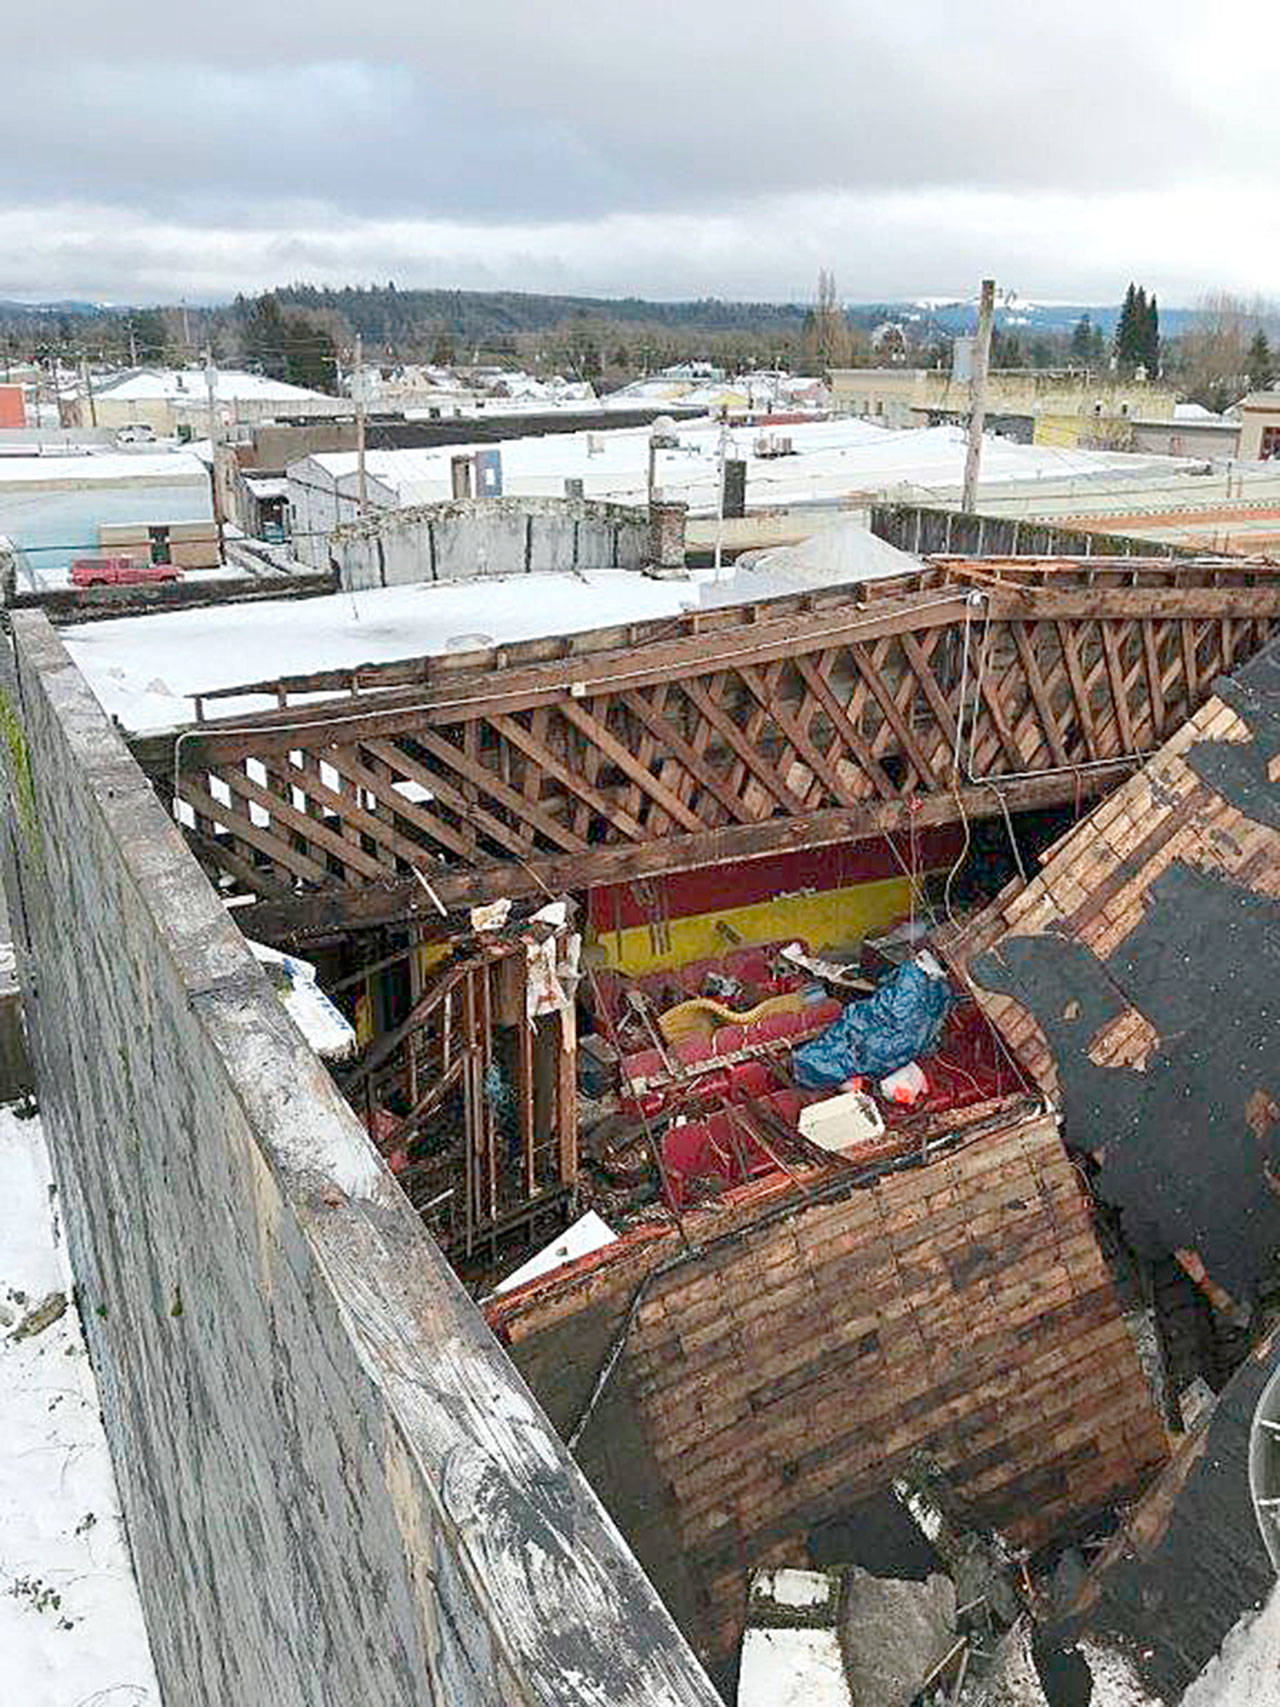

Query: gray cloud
[2,1,1274,302]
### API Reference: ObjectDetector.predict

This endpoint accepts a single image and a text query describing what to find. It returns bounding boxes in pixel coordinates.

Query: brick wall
[493,1110,1169,1666]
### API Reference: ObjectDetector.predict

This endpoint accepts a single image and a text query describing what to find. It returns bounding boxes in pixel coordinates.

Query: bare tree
[1174,292,1277,412]
[801,269,852,372]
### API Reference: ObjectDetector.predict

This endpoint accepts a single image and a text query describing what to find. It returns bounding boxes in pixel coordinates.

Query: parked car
[115,423,156,445]
[70,557,183,588]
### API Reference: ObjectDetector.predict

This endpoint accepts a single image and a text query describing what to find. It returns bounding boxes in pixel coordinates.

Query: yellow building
[829,367,1178,435]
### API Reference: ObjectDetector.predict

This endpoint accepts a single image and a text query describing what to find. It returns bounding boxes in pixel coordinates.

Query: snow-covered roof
[244,475,288,499]
[63,530,921,736]
[296,418,1201,518]
[0,450,208,486]
[64,573,713,733]
[94,368,332,404]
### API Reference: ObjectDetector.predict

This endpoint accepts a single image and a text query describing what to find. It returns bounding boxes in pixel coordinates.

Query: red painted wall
[0,385,25,428]
[587,824,966,933]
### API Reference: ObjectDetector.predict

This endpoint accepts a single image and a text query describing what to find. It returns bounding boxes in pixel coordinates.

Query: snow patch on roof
[95,367,332,404]
[738,1628,852,1707]
[0,450,208,485]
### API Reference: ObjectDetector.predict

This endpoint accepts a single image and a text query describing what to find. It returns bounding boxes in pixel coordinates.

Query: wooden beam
[680,675,807,815]
[620,687,756,825]
[558,696,706,832]
[154,590,978,765]
[737,663,864,810]
[1010,623,1069,768]
[1140,619,1166,743]
[492,711,647,842]
[239,766,1125,944]
[1099,621,1135,753]
[1056,621,1101,762]
[389,727,586,856]
[792,652,897,799]
[360,735,555,863]
[849,641,941,790]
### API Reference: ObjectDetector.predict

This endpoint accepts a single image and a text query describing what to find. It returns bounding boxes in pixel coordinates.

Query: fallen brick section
[491,1107,1169,1667]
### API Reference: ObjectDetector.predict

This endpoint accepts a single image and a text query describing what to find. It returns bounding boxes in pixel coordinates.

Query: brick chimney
[647,498,687,575]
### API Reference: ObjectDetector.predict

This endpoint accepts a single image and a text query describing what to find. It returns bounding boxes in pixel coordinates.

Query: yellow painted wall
[589,873,915,976]
[1033,414,1084,448]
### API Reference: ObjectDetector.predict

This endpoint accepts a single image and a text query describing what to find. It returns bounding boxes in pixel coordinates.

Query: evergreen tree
[1113,284,1137,372]
[1143,294,1160,377]
[283,318,337,393]
[1070,314,1098,366]
[242,294,288,379]
[1247,330,1274,390]
[1114,283,1159,376]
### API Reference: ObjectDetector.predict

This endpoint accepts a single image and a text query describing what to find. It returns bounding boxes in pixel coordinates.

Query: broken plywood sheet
[840,1568,955,1706]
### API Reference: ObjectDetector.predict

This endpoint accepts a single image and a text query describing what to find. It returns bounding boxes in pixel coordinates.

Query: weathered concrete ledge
[0,609,717,1706]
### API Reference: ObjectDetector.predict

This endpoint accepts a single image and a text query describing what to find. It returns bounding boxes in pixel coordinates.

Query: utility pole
[79,355,97,428]
[181,300,192,356]
[354,333,368,514]
[713,415,730,577]
[128,321,138,367]
[205,347,225,557]
[961,277,995,513]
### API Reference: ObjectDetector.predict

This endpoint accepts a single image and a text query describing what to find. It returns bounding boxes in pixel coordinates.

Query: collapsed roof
[946,635,1280,1311]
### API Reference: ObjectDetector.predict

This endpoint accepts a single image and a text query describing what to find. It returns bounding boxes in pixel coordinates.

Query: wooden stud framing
[140,557,1280,939]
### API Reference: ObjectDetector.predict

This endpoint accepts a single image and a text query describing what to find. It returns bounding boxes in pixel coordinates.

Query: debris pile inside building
[87,551,1280,1700]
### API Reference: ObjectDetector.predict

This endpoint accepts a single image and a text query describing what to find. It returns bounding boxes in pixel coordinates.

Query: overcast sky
[5,0,1274,306]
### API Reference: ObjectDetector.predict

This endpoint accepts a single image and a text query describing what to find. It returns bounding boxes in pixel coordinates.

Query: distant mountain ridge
[0,284,1205,355]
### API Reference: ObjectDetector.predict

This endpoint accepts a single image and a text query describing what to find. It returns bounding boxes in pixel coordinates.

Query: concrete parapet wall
[870,500,1198,559]
[332,495,651,589]
[0,611,716,1707]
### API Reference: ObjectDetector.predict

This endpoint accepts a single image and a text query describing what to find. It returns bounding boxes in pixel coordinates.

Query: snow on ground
[737,1627,852,1707]
[0,1103,159,1707]
[1182,1585,1280,1707]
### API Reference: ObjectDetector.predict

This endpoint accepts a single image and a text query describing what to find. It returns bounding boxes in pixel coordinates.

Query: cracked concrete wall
[333,497,651,590]
[0,610,717,1707]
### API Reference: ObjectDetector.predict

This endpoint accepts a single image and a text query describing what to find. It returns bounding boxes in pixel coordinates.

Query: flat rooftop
[300,420,1193,516]
[62,571,743,734]
[62,521,920,735]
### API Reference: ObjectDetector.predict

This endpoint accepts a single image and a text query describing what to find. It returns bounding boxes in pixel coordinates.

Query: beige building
[829,367,1179,441]
[1236,392,1280,460]
[73,368,349,438]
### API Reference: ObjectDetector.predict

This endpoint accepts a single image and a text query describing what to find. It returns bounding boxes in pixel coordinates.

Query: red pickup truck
[70,557,184,588]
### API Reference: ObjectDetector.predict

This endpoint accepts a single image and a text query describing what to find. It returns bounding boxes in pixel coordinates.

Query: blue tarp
[792,960,950,1089]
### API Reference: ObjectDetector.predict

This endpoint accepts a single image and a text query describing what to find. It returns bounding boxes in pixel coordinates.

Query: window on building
[1261,425,1280,459]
